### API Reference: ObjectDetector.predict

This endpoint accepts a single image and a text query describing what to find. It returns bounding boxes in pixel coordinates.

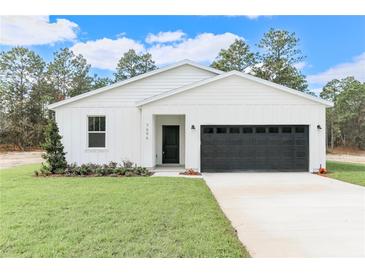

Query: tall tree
[211,39,256,72]
[321,77,365,149]
[114,49,157,82]
[0,47,46,149]
[320,79,342,150]
[335,78,365,149]
[46,48,93,102]
[252,28,308,91]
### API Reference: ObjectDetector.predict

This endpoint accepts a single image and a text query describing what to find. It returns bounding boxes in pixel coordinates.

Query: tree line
[0,28,364,150]
[0,47,156,149]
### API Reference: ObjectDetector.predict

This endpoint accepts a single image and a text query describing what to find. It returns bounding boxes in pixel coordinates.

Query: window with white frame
[88,116,106,148]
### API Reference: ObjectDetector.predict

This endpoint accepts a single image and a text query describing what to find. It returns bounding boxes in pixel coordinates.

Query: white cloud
[146,30,185,44]
[0,16,78,46]
[307,52,365,85]
[71,37,144,70]
[70,32,241,70]
[293,61,307,70]
[149,32,241,65]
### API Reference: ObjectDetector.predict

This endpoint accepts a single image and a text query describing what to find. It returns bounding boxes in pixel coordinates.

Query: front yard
[326,160,365,187]
[0,164,248,258]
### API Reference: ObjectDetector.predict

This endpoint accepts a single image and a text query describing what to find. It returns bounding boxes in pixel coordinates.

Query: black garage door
[201,125,309,172]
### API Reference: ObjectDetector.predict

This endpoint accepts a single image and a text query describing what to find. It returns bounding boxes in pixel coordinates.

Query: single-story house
[48,60,333,172]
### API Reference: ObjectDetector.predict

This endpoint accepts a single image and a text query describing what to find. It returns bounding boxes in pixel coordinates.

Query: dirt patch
[0,144,41,153]
[326,147,365,164]
[327,147,365,156]
[0,151,44,169]
[327,153,365,164]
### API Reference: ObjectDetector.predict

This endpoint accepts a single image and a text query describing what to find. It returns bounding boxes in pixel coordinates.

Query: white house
[48,60,333,172]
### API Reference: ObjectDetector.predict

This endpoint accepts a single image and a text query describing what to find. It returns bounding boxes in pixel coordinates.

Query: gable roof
[136,70,334,107]
[47,59,223,110]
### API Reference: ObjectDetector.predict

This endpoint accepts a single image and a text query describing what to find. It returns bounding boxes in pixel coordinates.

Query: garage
[201,125,309,172]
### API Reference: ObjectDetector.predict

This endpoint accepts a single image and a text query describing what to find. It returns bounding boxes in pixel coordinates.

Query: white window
[88,116,106,148]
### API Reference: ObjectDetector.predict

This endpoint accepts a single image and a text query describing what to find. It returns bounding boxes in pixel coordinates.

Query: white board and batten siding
[141,75,327,172]
[54,64,217,165]
[52,61,330,172]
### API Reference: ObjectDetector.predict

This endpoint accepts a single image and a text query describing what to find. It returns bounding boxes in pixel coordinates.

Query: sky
[1,15,364,93]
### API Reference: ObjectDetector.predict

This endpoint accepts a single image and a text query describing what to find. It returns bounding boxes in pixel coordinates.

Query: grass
[0,164,249,258]
[326,161,365,187]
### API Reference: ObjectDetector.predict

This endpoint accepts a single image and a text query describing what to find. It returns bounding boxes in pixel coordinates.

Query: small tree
[41,118,67,174]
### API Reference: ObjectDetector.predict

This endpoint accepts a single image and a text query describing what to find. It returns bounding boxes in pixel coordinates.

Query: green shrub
[122,160,134,168]
[37,160,151,177]
[125,171,133,177]
[59,161,151,177]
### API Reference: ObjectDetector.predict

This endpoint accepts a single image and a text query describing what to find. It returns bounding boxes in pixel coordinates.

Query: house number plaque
[145,123,149,140]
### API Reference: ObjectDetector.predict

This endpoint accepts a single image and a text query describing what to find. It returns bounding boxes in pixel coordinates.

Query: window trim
[86,115,107,149]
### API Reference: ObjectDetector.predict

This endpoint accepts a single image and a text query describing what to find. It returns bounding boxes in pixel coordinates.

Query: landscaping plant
[39,118,67,175]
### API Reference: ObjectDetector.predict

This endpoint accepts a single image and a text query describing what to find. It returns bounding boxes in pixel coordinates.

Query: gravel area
[327,154,365,164]
[0,151,43,169]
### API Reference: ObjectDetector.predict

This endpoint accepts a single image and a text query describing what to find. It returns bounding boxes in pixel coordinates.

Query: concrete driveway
[203,172,365,257]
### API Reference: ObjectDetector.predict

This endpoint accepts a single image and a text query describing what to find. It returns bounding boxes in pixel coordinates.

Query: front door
[162,125,179,164]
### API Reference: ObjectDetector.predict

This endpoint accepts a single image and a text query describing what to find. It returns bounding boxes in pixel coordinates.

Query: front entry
[162,125,179,164]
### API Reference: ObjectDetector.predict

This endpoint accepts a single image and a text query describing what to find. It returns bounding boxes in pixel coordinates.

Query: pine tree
[252,28,308,91]
[46,48,93,101]
[114,49,157,82]
[41,118,67,174]
[211,39,256,72]
[0,47,46,149]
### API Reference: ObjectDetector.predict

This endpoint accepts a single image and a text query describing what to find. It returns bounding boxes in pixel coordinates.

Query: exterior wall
[53,64,216,166]
[55,106,141,165]
[155,115,185,165]
[54,70,327,172]
[141,76,327,172]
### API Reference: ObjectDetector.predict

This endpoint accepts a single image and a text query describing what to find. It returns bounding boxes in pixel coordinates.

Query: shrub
[53,161,152,177]
[108,161,118,169]
[115,167,127,176]
[122,160,134,168]
[79,164,92,176]
[125,171,133,177]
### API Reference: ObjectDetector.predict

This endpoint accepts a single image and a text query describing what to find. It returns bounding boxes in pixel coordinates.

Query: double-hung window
[88,116,106,148]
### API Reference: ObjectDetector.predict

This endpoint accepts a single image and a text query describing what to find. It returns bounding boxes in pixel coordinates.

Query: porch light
[191,125,196,130]
[317,125,322,130]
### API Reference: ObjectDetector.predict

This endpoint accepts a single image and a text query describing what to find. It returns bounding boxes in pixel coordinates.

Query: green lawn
[0,164,248,258]
[326,161,365,187]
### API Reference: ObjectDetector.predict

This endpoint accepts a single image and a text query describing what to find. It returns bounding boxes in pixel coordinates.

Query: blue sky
[1,16,364,92]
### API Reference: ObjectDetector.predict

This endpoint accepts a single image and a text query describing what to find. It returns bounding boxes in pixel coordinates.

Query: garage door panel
[201,125,309,172]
